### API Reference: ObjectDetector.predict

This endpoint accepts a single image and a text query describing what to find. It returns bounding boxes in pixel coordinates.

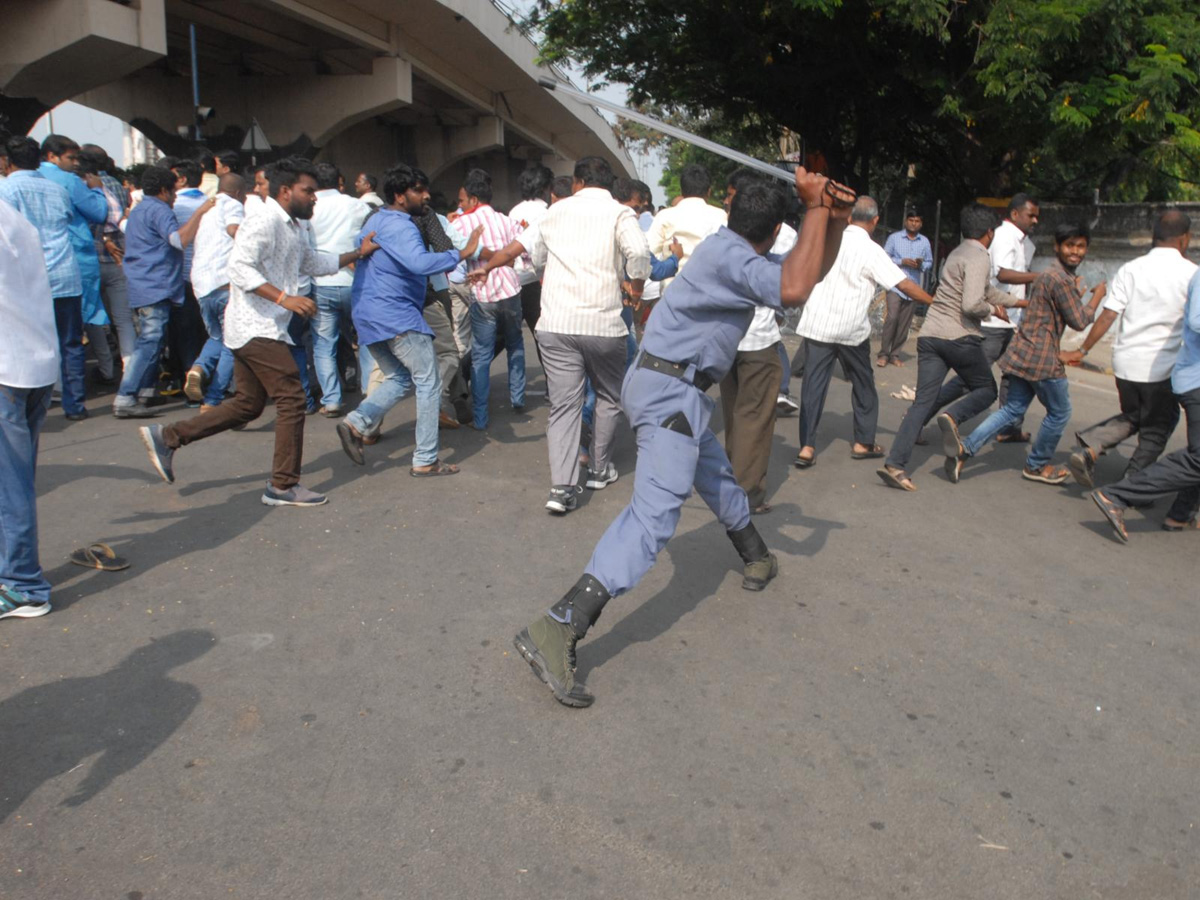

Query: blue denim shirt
[0,170,81,298]
[37,162,107,261]
[649,251,679,282]
[1173,271,1200,395]
[351,209,460,345]
[641,226,783,383]
[124,196,185,309]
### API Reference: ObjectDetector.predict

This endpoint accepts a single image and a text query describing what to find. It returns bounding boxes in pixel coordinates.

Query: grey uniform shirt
[641,226,783,384]
[920,238,1020,342]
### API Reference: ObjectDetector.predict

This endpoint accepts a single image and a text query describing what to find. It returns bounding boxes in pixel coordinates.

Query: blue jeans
[53,296,86,415]
[287,311,317,411]
[468,294,525,428]
[0,384,52,604]
[195,288,234,406]
[963,375,1072,469]
[116,301,171,404]
[313,285,354,409]
[347,332,441,466]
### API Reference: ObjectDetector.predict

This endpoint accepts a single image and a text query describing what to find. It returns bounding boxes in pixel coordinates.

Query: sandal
[876,357,889,368]
[1162,516,1199,532]
[751,503,773,515]
[411,460,460,477]
[1090,490,1128,544]
[850,443,886,460]
[68,542,130,572]
[793,453,817,469]
[877,467,917,492]
[1022,465,1070,485]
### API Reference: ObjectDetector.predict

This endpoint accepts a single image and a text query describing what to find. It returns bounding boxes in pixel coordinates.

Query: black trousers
[798,338,878,449]
[886,335,997,472]
[1105,387,1200,522]
[1075,377,1180,477]
[936,326,1023,432]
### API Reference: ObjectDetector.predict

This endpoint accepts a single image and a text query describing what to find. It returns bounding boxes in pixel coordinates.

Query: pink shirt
[454,204,522,303]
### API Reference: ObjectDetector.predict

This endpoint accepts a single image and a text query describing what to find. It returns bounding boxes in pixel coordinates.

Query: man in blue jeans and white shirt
[0,198,60,620]
[114,166,212,417]
[336,164,481,475]
[310,162,371,416]
[184,172,246,408]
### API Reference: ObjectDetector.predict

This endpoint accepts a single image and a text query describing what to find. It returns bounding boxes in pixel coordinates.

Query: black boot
[728,523,779,592]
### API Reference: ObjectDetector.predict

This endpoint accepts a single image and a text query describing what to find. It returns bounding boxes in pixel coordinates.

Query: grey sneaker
[513,615,595,708]
[585,463,618,490]
[0,585,51,620]
[545,485,581,514]
[261,484,328,507]
[139,424,175,484]
[114,400,159,419]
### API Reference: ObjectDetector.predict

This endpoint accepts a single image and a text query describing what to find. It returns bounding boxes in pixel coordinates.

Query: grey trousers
[100,260,135,367]
[423,290,468,414]
[878,291,916,361]
[538,330,626,486]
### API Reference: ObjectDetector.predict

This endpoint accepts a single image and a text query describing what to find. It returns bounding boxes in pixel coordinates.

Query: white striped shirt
[453,204,522,303]
[796,224,905,346]
[525,187,651,338]
[508,198,549,286]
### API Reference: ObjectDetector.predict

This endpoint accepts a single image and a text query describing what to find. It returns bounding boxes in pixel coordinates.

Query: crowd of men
[2,133,1197,707]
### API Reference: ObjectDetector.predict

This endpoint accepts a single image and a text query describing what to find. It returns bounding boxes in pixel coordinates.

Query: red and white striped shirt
[453,204,522,303]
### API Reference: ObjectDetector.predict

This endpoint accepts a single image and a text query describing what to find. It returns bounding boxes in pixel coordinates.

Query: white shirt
[1104,246,1199,382]
[223,198,339,350]
[985,219,1035,329]
[0,198,60,388]
[797,224,905,346]
[508,198,549,285]
[190,193,246,298]
[311,189,372,287]
[525,187,651,338]
[646,197,728,288]
[739,223,798,352]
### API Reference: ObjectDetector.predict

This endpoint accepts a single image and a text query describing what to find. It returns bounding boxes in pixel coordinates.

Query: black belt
[637,351,714,392]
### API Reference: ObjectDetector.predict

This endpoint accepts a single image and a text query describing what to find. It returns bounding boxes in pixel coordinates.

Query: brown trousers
[164,337,307,490]
[719,343,784,508]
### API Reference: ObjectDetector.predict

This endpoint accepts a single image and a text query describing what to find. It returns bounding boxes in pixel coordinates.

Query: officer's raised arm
[779,167,855,306]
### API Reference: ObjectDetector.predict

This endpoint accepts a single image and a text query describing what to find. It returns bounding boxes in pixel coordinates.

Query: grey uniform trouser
[538,330,626,486]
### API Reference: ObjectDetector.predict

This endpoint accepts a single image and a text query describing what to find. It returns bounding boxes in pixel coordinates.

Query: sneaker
[0,585,51,620]
[545,485,581,514]
[1068,448,1095,489]
[183,366,207,403]
[775,394,799,416]
[935,412,963,459]
[261,483,328,507]
[585,463,619,490]
[1022,464,1070,485]
[513,615,595,708]
[139,424,175,484]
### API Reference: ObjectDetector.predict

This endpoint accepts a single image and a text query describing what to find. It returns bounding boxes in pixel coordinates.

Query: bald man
[185,172,247,408]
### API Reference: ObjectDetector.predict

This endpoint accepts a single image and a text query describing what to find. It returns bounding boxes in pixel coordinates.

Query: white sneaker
[776,394,799,415]
[585,463,619,490]
[0,585,51,619]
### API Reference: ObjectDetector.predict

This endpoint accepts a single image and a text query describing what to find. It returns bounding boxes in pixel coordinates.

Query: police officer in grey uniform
[513,169,855,707]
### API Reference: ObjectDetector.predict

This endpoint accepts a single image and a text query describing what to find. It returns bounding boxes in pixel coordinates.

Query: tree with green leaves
[528,0,1199,203]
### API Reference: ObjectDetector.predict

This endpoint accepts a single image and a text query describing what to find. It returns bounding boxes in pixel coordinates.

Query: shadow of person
[0,629,214,823]
[577,502,843,678]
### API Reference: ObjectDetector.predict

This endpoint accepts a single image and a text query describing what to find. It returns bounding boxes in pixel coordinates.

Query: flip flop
[751,503,773,515]
[1090,490,1128,544]
[793,454,817,469]
[877,467,917,492]
[876,357,889,368]
[850,443,886,460]
[411,460,460,477]
[1162,517,1199,532]
[68,542,130,572]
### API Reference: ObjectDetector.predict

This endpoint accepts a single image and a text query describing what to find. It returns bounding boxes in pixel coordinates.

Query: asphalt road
[1,337,1195,900]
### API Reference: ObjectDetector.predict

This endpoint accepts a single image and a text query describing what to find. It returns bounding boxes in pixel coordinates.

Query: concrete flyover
[0,0,636,206]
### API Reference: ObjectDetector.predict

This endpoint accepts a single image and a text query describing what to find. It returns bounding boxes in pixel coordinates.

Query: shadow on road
[577,502,843,677]
[0,629,214,823]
